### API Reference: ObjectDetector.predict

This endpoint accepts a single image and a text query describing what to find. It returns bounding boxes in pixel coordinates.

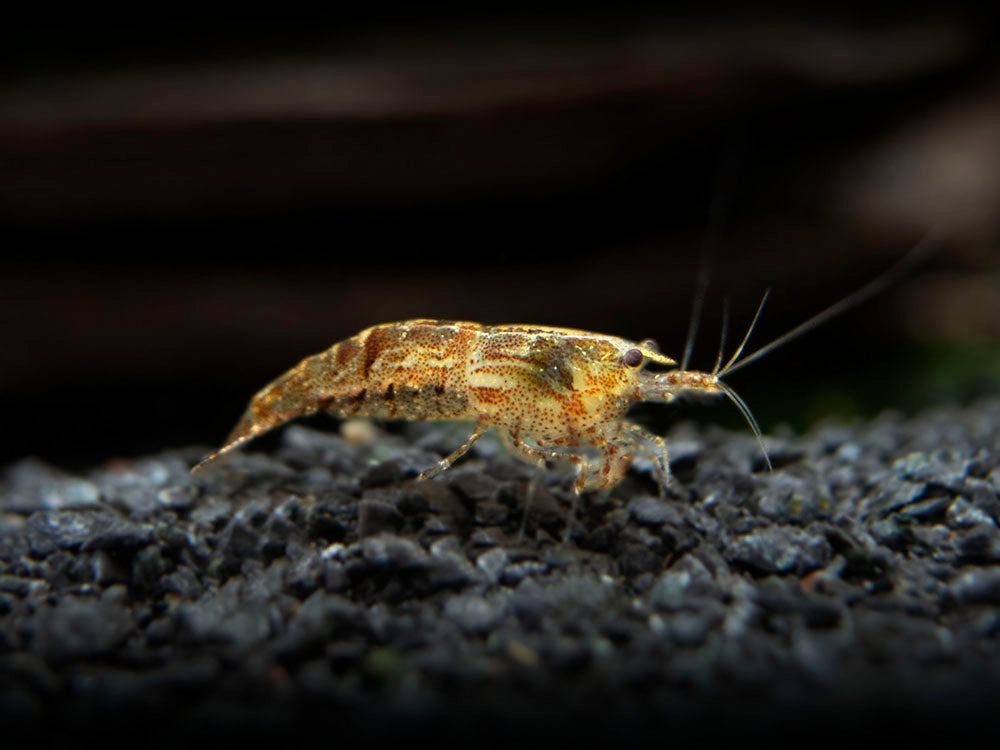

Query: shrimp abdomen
[192,320,481,473]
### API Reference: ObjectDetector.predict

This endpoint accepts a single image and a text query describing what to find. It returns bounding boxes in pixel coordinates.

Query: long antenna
[719,381,772,471]
[711,297,731,376]
[680,236,713,372]
[681,136,743,371]
[718,231,942,379]
[720,289,770,375]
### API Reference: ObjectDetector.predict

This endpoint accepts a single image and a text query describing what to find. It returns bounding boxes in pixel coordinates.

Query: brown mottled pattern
[332,320,481,421]
[360,325,400,378]
[466,325,640,451]
[334,336,361,369]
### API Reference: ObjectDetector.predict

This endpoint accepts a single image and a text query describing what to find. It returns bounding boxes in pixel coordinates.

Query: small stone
[263,512,297,547]
[190,498,233,529]
[0,575,43,598]
[835,442,862,463]
[897,495,951,523]
[285,551,323,598]
[309,513,348,544]
[156,484,197,510]
[948,497,996,529]
[275,496,306,521]
[756,474,830,521]
[956,525,1000,563]
[276,591,362,658]
[449,472,498,502]
[476,548,509,584]
[583,524,617,552]
[860,479,927,518]
[359,460,405,489]
[2,459,100,512]
[966,479,1000,521]
[237,559,282,602]
[629,496,680,527]
[500,560,547,586]
[359,534,429,570]
[340,419,377,445]
[430,536,461,555]
[427,544,478,589]
[217,519,261,561]
[93,457,191,515]
[234,499,270,527]
[421,516,450,536]
[650,554,717,609]
[0,592,14,615]
[81,514,155,552]
[470,529,501,547]
[322,560,349,592]
[987,467,1000,495]
[632,572,654,592]
[894,450,969,488]
[32,595,134,662]
[25,512,97,557]
[910,524,954,553]
[725,525,831,576]
[178,584,271,653]
[159,566,203,600]
[619,544,662,577]
[356,499,404,537]
[91,550,129,586]
[666,611,714,646]
[444,594,505,634]
[474,501,508,526]
[145,616,176,646]
[869,518,915,550]
[406,481,466,516]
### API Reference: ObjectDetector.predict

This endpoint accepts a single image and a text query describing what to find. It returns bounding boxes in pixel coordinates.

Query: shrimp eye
[640,338,659,352]
[624,348,643,367]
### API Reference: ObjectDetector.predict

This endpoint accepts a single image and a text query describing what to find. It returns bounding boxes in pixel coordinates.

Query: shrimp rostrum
[192,236,938,491]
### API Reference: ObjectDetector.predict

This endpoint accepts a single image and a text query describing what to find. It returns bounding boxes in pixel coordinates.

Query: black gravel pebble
[29,595,134,663]
[356,499,404,536]
[1,404,1000,743]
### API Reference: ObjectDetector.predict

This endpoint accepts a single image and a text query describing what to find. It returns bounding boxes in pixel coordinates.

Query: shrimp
[192,234,940,493]
[191,320,684,491]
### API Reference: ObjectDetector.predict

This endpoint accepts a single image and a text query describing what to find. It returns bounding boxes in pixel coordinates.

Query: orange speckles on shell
[334,337,361,369]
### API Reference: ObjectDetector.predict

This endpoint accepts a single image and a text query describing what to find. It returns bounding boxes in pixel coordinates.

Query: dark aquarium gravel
[2,402,1000,743]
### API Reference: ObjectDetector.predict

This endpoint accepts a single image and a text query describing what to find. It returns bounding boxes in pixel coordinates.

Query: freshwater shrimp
[192,235,938,494]
[192,320,683,491]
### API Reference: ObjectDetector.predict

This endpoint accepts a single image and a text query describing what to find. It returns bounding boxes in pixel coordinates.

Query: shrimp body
[193,318,705,490]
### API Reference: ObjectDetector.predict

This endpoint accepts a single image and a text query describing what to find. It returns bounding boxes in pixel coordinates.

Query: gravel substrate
[2,402,1000,743]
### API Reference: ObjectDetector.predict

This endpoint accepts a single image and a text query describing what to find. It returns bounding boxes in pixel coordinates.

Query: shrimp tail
[192,339,360,474]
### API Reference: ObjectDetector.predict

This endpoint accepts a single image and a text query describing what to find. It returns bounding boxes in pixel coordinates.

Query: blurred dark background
[1,8,998,470]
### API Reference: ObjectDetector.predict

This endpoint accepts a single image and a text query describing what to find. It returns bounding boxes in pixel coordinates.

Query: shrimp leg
[622,421,674,498]
[507,432,589,542]
[417,422,487,480]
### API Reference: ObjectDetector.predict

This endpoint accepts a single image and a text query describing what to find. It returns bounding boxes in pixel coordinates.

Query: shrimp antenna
[711,297,731,377]
[719,288,770,375]
[681,136,743,371]
[681,241,713,372]
[718,231,942,379]
[719,381,772,471]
